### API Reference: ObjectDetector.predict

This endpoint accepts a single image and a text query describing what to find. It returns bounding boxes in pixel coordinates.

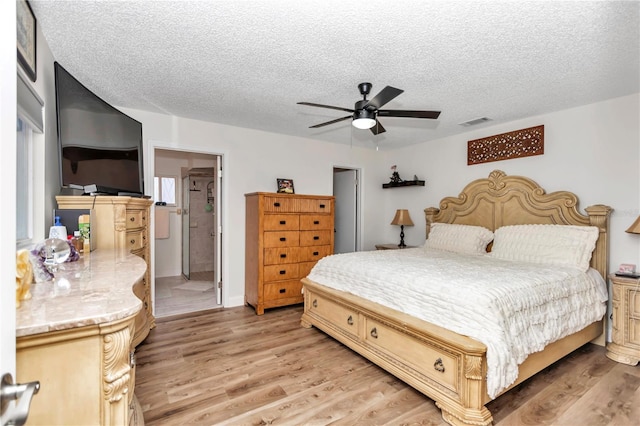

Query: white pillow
[490,224,599,271]
[425,223,494,255]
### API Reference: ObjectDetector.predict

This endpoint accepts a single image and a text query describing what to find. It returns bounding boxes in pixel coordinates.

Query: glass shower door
[181,176,190,279]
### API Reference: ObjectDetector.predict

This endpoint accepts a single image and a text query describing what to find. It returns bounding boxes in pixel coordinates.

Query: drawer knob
[370,327,378,339]
[347,315,353,326]
[130,239,136,244]
[313,236,320,240]
[274,202,281,207]
[313,251,319,256]
[280,253,287,258]
[312,299,318,308]
[280,220,286,225]
[434,358,445,373]
[280,237,286,242]
[130,217,135,222]
[279,288,286,294]
[314,220,320,225]
[319,204,325,208]
[279,270,286,275]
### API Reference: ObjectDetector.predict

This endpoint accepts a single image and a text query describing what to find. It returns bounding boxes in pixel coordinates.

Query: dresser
[16,251,146,425]
[245,192,335,315]
[56,195,155,346]
[606,274,640,365]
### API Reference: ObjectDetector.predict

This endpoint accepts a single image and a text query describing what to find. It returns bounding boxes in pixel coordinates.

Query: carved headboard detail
[424,170,612,278]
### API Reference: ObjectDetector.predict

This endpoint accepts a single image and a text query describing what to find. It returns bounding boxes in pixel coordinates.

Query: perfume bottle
[71,230,84,253]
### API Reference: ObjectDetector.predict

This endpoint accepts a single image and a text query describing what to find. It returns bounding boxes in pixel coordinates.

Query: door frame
[148,143,228,311]
[332,166,362,253]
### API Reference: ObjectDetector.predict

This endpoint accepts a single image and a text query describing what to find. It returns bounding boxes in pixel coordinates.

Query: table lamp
[391,209,414,248]
[626,215,640,234]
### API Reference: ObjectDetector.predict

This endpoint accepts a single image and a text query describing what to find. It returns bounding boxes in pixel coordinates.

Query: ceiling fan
[297,82,441,135]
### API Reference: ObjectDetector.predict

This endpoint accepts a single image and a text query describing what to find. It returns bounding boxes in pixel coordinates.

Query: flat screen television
[55,62,144,196]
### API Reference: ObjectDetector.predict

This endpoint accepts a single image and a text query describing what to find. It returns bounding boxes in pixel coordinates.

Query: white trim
[147,139,230,310]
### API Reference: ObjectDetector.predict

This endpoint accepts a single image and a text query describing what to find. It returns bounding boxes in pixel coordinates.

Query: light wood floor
[154,271,221,318]
[135,305,640,425]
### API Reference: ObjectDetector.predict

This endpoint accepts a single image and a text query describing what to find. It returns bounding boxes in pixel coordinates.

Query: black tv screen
[55,62,144,195]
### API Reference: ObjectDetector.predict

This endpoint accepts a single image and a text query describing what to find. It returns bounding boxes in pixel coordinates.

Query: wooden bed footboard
[301,277,603,426]
[301,278,493,426]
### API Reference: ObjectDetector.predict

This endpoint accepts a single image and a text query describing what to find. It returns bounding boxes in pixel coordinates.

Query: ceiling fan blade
[364,86,404,110]
[369,120,386,135]
[378,109,441,119]
[297,102,354,113]
[309,115,353,128]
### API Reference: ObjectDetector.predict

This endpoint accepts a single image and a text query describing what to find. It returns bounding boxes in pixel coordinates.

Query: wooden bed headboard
[424,170,612,279]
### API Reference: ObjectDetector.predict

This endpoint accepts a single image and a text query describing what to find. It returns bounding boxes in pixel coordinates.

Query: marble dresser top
[16,250,146,337]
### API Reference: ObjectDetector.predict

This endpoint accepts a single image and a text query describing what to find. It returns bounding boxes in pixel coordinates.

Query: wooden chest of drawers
[245,192,335,315]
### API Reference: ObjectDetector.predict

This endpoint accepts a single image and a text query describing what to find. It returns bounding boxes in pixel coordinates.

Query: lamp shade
[626,215,640,234]
[390,209,414,226]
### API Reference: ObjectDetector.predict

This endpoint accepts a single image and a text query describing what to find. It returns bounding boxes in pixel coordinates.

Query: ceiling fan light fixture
[352,118,376,129]
[352,109,376,129]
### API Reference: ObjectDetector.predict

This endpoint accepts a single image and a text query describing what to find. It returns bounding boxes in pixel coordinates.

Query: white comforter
[307,247,608,398]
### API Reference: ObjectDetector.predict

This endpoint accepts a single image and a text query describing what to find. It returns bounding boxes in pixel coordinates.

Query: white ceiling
[30,0,639,150]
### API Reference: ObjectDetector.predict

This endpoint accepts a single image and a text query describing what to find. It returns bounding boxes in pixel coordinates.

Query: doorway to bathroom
[153,149,222,318]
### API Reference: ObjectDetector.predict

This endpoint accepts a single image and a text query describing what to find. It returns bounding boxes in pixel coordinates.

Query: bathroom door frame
[149,144,228,312]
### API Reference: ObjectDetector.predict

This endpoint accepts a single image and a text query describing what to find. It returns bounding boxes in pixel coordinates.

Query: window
[154,176,176,205]
[16,116,33,245]
[16,73,44,249]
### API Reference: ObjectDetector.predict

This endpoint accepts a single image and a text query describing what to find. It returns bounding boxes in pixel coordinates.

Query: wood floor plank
[488,340,618,425]
[135,305,640,425]
[553,364,640,426]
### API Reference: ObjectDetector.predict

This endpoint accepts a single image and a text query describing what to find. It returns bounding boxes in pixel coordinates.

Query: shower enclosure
[181,167,220,304]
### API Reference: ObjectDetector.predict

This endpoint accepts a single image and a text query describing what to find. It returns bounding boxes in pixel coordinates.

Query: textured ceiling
[30,1,639,150]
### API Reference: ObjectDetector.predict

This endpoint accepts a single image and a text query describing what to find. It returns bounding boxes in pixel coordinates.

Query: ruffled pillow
[425,223,494,255]
[490,224,599,271]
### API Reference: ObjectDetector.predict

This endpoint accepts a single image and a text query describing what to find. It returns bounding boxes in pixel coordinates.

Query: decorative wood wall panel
[467,125,544,165]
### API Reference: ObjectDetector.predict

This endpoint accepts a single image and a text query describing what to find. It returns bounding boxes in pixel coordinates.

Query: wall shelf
[382,180,425,189]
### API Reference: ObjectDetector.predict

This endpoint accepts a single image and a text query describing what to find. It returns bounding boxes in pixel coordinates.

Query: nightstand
[606,274,640,365]
[375,243,418,250]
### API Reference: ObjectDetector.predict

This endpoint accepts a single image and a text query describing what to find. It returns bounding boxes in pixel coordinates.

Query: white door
[333,168,358,254]
[2,4,19,421]
[215,158,223,305]
[1,85,17,424]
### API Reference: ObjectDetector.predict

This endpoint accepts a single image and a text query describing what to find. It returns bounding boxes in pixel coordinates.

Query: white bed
[301,170,612,426]
[307,246,608,399]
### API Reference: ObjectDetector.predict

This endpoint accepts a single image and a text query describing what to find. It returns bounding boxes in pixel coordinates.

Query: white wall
[118,108,381,307]
[378,94,640,274]
[32,24,58,235]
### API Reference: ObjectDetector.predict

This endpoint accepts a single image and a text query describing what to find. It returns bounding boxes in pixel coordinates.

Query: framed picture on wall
[276,178,295,194]
[17,0,37,82]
